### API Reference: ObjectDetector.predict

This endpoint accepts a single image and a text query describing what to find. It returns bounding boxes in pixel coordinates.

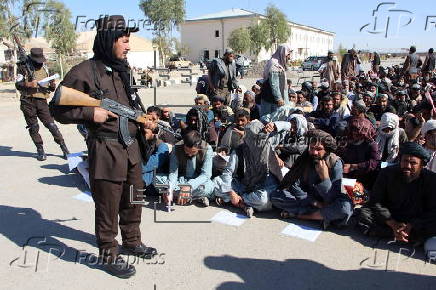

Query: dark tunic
[339,141,380,189]
[51,59,141,181]
[368,165,436,237]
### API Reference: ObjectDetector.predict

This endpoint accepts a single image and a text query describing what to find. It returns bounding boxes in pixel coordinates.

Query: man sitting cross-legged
[357,142,436,247]
[155,130,214,207]
[214,119,290,217]
[271,129,353,230]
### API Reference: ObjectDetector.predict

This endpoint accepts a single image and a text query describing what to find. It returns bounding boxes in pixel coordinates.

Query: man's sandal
[245,207,254,218]
[215,197,225,207]
[280,210,296,219]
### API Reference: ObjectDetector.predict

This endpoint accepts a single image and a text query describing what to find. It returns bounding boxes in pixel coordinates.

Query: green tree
[227,27,250,54]
[337,43,347,62]
[44,0,77,78]
[139,0,185,65]
[172,37,190,57]
[263,4,290,51]
[248,22,268,56]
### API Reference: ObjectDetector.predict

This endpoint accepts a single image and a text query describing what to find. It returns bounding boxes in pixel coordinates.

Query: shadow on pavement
[0,205,102,272]
[204,255,436,290]
[38,173,88,191]
[40,163,70,174]
[0,145,57,159]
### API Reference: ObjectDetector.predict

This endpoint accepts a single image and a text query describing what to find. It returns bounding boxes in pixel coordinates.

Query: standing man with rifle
[50,15,157,278]
[15,44,70,161]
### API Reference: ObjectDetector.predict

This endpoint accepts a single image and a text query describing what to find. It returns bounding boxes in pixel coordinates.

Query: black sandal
[280,210,296,219]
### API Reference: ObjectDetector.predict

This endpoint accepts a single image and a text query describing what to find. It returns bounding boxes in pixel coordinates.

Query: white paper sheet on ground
[67,152,84,171]
[216,153,230,163]
[281,167,290,177]
[342,178,357,187]
[211,210,248,226]
[381,162,396,168]
[77,160,90,189]
[281,223,322,242]
[73,191,93,203]
[37,73,60,86]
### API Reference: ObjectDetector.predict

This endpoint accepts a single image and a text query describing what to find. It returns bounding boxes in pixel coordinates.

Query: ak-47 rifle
[53,85,153,147]
[12,34,35,80]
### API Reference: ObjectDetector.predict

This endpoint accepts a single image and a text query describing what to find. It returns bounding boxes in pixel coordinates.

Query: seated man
[181,106,216,144]
[358,142,436,246]
[295,90,313,113]
[214,120,289,217]
[211,95,234,123]
[271,129,353,229]
[242,90,260,120]
[194,94,214,123]
[331,91,350,122]
[339,117,379,190]
[213,110,251,179]
[422,120,436,172]
[275,113,308,168]
[219,109,250,153]
[156,130,214,207]
[376,112,408,163]
[368,94,397,122]
[141,123,170,193]
[147,106,178,145]
[307,96,340,136]
[347,99,376,126]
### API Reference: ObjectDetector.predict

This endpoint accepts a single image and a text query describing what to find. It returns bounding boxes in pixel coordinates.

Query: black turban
[400,142,431,163]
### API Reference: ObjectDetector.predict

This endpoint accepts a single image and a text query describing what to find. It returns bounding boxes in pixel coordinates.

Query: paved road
[1,56,434,290]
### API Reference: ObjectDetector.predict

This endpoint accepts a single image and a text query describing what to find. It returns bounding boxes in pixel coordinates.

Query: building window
[203,50,210,60]
[215,50,220,58]
[215,30,219,37]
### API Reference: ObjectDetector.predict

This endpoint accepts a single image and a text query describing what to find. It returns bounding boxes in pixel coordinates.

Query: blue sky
[66,0,435,52]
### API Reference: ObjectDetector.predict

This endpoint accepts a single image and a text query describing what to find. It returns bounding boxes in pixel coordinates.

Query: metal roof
[187,8,257,21]
[185,8,334,35]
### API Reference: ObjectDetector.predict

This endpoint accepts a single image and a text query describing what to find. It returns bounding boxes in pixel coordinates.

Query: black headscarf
[92,29,137,107]
[400,142,431,164]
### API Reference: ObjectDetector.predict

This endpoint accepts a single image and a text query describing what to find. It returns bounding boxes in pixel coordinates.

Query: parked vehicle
[166,56,192,69]
[301,56,328,71]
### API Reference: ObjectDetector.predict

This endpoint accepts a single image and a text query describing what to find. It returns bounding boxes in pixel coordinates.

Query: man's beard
[401,170,418,183]
[310,154,324,165]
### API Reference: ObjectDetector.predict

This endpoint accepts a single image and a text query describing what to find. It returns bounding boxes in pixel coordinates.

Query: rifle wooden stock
[54,86,154,124]
[55,86,101,107]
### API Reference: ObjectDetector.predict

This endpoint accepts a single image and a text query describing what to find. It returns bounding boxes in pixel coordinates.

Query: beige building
[181,8,335,62]
[23,31,158,69]
[75,31,158,69]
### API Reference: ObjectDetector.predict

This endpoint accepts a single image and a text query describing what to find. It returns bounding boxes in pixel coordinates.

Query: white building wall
[82,51,159,70]
[127,51,159,70]
[181,16,334,63]
[0,44,7,65]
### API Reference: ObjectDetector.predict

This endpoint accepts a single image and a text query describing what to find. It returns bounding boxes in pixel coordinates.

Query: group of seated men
[130,62,436,256]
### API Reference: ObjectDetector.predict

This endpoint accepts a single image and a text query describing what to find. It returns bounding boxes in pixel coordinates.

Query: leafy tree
[248,22,268,56]
[172,37,190,57]
[337,43,347,62]
[139,0,185,65]
[1,0,46,39]
[44,0,77,77]
[228,27,250,54]
[262,4,290,51]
